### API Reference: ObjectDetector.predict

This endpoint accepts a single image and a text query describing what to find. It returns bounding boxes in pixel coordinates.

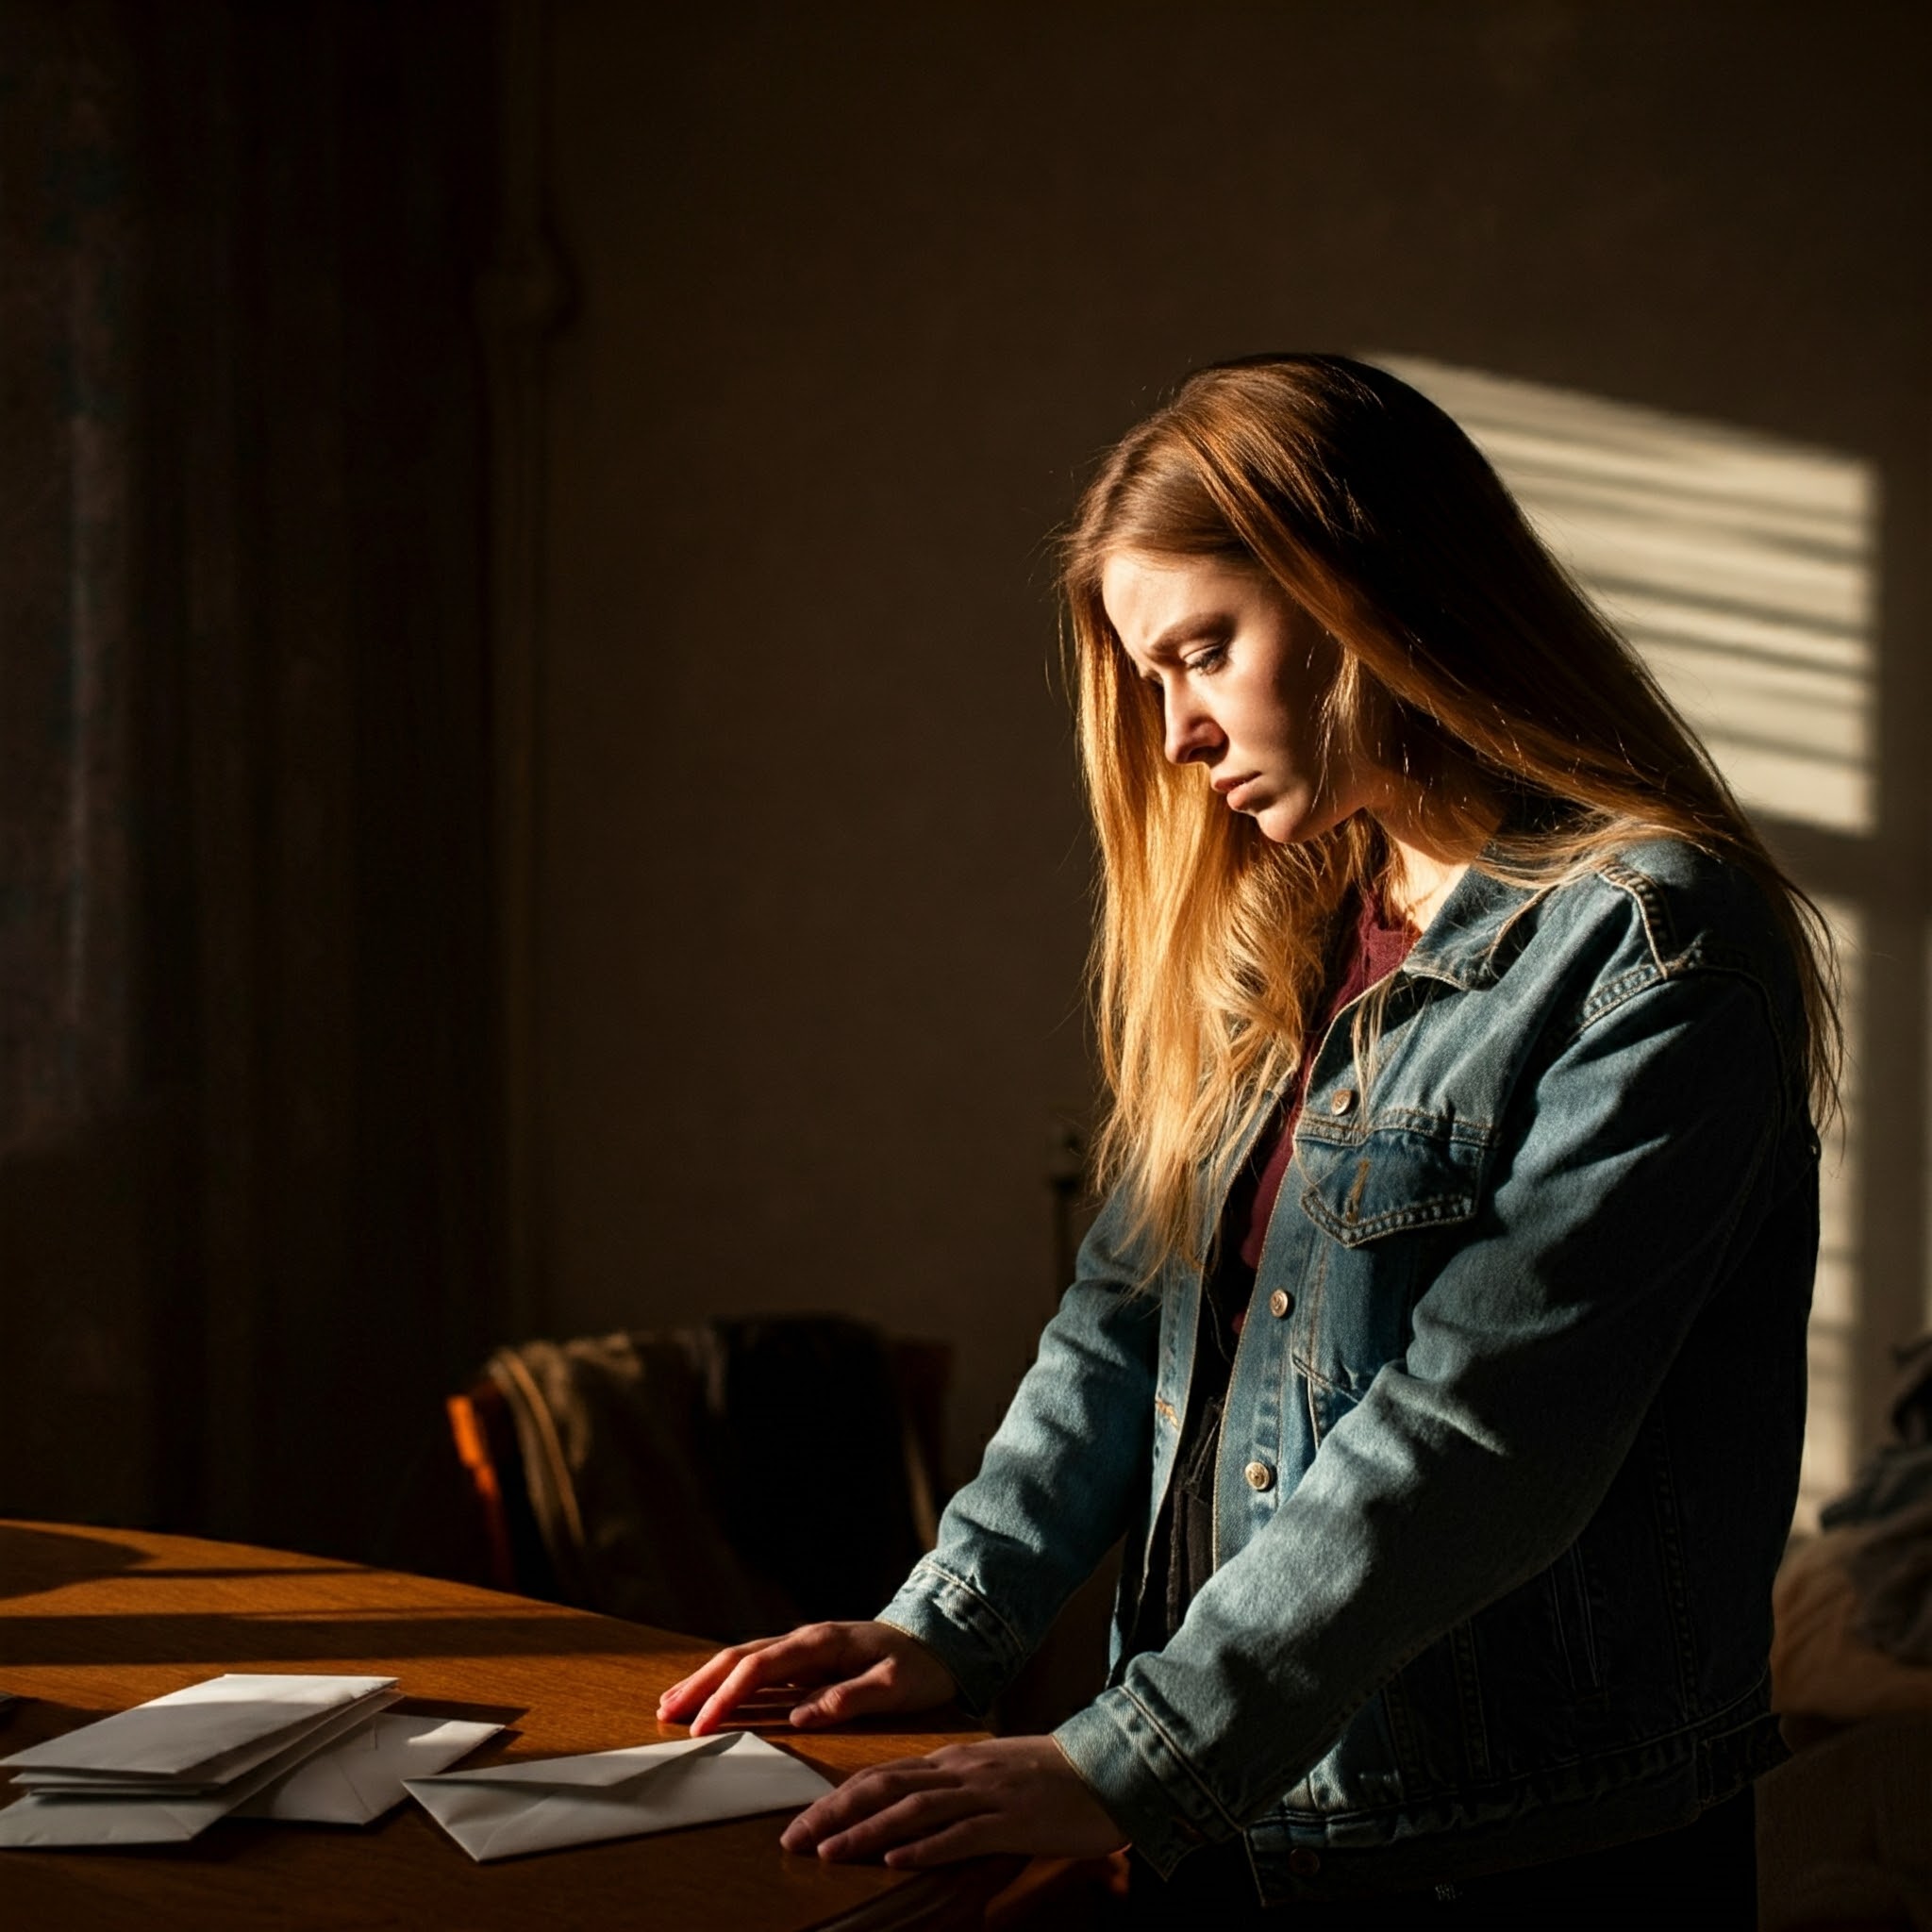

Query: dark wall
[0,0,503,1558]
[533,1,1929,1474]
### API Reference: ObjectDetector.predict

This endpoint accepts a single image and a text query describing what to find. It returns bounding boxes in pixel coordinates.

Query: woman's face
[1101,550,1383,845]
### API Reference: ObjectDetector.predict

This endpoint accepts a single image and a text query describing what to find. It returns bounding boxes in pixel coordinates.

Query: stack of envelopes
[0,1674,500,1849]
[0,1674,838,1862]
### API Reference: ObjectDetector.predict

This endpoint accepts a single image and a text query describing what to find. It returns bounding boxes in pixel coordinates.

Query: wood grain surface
[0,1521,1019,1930]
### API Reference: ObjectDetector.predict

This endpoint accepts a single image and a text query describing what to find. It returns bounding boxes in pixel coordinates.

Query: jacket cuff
[1052,1686,1238,1877]
[876,1558,1032,1719]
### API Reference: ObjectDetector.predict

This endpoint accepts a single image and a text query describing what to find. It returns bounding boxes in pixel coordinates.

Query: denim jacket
[878,840,1819,1901]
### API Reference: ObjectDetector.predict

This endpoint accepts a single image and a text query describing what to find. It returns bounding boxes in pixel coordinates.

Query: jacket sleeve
[875,1188,1163,1716]
[1052,962,1807,1872]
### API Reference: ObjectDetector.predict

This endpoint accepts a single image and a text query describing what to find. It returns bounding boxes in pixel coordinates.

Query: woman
[657,356,1831,1924]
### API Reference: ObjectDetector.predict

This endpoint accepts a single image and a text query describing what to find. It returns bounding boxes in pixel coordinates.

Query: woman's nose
[1163,693,1223,766]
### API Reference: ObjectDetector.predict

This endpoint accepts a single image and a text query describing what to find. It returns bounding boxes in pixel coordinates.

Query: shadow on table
[0,1524,146,1600]
[389,1694,529,1732]
[0,1609,706,1667]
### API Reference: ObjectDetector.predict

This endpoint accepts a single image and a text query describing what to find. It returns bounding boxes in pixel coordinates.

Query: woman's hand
[781,1735,1128,1867]
[656,1620,958,1736]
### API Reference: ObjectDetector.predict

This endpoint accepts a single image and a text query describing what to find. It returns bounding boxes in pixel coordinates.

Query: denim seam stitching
[1566,955,1778,1052]
[902,1557,1030,1667]
[1598,859,1678,969]
[1297,1106,1499,1147]
[1110,1683,1246,1836]
[1301,1190,1481,1244]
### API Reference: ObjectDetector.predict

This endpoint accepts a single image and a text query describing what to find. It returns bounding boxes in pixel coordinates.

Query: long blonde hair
[1063,355,1839,1279]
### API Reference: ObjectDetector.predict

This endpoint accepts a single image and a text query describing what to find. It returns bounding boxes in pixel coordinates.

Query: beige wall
[534,1,1927,1477]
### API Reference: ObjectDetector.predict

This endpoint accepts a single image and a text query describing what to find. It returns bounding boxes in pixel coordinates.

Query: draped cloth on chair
[473,1317,943,1643]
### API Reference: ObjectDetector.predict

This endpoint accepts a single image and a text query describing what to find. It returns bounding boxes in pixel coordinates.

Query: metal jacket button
[1269,1289,1293,1318]
[1287,1848,1321,1875]
[1327,1087,1356,1116]
[1243,1459,1274,1491]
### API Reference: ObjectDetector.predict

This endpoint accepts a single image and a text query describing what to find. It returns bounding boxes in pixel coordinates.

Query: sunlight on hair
[1376,356,1880,1530]
[1803,895,1862,1528]
[1374,356,1876,838]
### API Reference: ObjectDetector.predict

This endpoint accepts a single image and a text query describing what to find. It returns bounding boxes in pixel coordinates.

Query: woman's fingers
[655,1636,783,1723]
[814,1786,993,1862]
[780,1737,1129,1867]
[881,1816,1008,1868]
[786,1658,899,1727]
[779,1760,951,1854]
[687,1648,797,1735]
[685,1624,867,1734]
[662,1622,958,1735]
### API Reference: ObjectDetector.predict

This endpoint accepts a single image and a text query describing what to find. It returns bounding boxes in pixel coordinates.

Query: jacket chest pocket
[1292,1124,1487,1436]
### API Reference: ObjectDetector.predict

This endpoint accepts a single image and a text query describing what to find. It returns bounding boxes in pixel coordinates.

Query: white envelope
[0,1695,400,1848]
[405,1729,835,1863]
[234,1715,502,1825]
[3,1674,397,1789]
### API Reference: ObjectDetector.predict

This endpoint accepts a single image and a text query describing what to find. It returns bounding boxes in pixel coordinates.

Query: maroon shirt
[1126,888,1419,1655]
[1223,889,1421,1321]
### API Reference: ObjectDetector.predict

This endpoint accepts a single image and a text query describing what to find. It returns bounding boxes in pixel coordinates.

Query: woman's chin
[1248,793,1332,846]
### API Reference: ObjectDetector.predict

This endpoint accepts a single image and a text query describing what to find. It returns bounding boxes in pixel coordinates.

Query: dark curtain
[0,0,503,1562]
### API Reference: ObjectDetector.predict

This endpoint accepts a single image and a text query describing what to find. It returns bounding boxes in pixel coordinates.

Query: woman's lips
[1215,774,1262,809]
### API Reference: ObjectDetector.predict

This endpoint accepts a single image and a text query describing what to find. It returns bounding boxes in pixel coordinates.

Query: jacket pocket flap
[1296,1126,1483,1246]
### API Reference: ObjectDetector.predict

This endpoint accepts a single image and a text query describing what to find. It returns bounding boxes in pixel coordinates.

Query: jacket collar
[1397,859,1536,991]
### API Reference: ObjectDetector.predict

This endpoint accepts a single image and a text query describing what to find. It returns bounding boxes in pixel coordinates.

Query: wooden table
[0,1521,1021,1930]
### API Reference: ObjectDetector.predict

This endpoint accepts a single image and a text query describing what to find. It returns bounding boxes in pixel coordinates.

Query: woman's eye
[1185,642,1229,675]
